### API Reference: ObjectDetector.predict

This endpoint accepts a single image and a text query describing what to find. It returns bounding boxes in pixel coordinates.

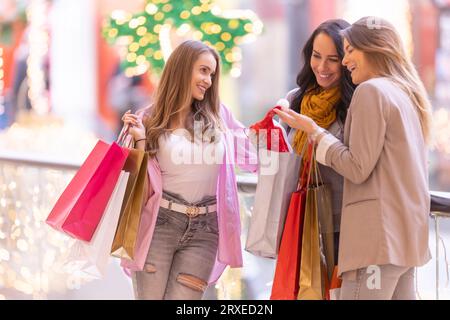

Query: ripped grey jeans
[131,191,219,300]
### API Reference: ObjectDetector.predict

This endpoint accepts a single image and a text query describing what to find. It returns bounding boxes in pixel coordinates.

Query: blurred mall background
[0,0,450,300]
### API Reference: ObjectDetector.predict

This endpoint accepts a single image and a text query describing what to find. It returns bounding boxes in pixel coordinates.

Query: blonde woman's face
[310,33,342,90]
[191,52,217,101]
[342,38,375,85]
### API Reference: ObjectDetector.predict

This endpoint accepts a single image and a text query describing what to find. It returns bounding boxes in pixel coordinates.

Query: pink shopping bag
[46,140,129,242]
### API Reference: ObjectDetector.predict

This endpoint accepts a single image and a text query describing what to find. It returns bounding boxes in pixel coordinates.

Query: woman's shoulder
[351,78,393,108]
[285,88,300,104]
[218,103,230,120]
[351,78,396,117]
[354,77,393,95]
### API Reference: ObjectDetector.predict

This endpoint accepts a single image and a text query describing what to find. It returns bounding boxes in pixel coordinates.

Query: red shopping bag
[250,100,291,152]
[270,144,313,300]
[327,266,342,300]
[46,140,129,242]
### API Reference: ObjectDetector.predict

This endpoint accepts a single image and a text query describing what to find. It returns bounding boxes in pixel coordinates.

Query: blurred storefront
[431,0,450,191]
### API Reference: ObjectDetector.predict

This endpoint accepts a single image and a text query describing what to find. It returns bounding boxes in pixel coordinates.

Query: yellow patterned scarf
[293,86,341,154]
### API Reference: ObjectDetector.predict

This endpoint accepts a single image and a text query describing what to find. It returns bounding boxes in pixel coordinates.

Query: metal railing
[1,152,450,299]
[430,191,450,300]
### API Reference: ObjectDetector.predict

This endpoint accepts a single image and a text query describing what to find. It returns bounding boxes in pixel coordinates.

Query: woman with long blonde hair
[275,17,432,300]
[121,40,257,299]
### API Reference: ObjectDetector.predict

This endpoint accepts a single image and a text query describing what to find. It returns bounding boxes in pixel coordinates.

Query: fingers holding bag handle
[119,110,146,149]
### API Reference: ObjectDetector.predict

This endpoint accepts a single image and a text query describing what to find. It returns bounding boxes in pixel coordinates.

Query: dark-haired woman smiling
[284,19,356,266]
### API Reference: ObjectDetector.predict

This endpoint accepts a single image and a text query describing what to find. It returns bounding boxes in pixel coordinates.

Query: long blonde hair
[143,40,223,157]
[342,17,432,143]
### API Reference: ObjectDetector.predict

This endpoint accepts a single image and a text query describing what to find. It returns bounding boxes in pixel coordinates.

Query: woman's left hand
[273,108,318,134]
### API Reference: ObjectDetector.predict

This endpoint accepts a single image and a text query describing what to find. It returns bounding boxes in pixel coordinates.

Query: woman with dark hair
[276,17,432,300]
[284,19,355,266]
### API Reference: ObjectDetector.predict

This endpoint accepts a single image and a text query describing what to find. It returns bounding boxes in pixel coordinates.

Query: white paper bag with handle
[61,171,130,278]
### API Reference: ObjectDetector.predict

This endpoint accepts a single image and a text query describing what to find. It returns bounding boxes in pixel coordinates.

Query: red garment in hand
[250,106,290,152]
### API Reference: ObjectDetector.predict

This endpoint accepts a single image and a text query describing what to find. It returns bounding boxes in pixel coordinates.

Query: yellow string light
[180,10,190,19]
[228,19,239,29]
[145,4,158,15]
[225,52,233,62]
[153,24,162,33]
[137,16,146,25]
[215,41,225,51]
[139,37,149,46]
[162,4,173,12]
[129,42,140,52]
[154,12,164,21]
[136,26,147,36]
[210,24,222,34]
[201,3,210,12]
[108,28,118,38]
[191,6,202,15]
[136,55,147,65]
[126,52,137,62]
[129,18,140,29]
[244,23,253,33]
[145,48,154,56]
[220,32,232,42]
[154,51,163,60]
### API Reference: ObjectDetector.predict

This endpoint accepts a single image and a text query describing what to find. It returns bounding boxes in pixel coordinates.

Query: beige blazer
[319,77,431,276]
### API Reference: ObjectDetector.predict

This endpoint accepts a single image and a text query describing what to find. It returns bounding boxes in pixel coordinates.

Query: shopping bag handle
[294,141,309,190]
[311,150,325,188]
[117,124,135,149]
[117,124,129,146]
[304,143,317,189]
[298,142,314,190]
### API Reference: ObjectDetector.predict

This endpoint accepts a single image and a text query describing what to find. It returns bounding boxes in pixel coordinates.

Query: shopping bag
[61,171,130,278]
[111,149,148,260]
[297,154,328,300]
[46,140,109,230]
[246,151,301,258]
[46,140,129,242]
[270,144,313,300]
[316,184,335,282]
[329,266,342,300]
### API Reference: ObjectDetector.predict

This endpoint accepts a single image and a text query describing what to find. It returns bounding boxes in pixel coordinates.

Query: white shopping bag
[245,150,302,259]
[62,171,130,278]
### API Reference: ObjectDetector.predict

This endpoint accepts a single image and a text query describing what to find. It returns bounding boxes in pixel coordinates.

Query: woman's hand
[273,108,319,135]
[122,110,146,141]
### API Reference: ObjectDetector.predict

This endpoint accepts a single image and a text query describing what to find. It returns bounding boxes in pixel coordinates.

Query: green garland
[102,0,263,76]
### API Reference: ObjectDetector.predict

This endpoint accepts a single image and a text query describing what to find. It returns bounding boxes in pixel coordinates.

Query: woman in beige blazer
[275,17,432,300]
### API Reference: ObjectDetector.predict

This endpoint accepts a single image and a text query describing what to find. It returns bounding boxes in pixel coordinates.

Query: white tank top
[156,130,224,204]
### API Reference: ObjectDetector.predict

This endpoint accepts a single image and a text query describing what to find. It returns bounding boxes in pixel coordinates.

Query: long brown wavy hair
[143,40,223,157]
[342,17,432,143]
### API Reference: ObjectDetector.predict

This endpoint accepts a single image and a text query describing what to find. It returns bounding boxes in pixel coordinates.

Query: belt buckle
[185,206,200,218]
